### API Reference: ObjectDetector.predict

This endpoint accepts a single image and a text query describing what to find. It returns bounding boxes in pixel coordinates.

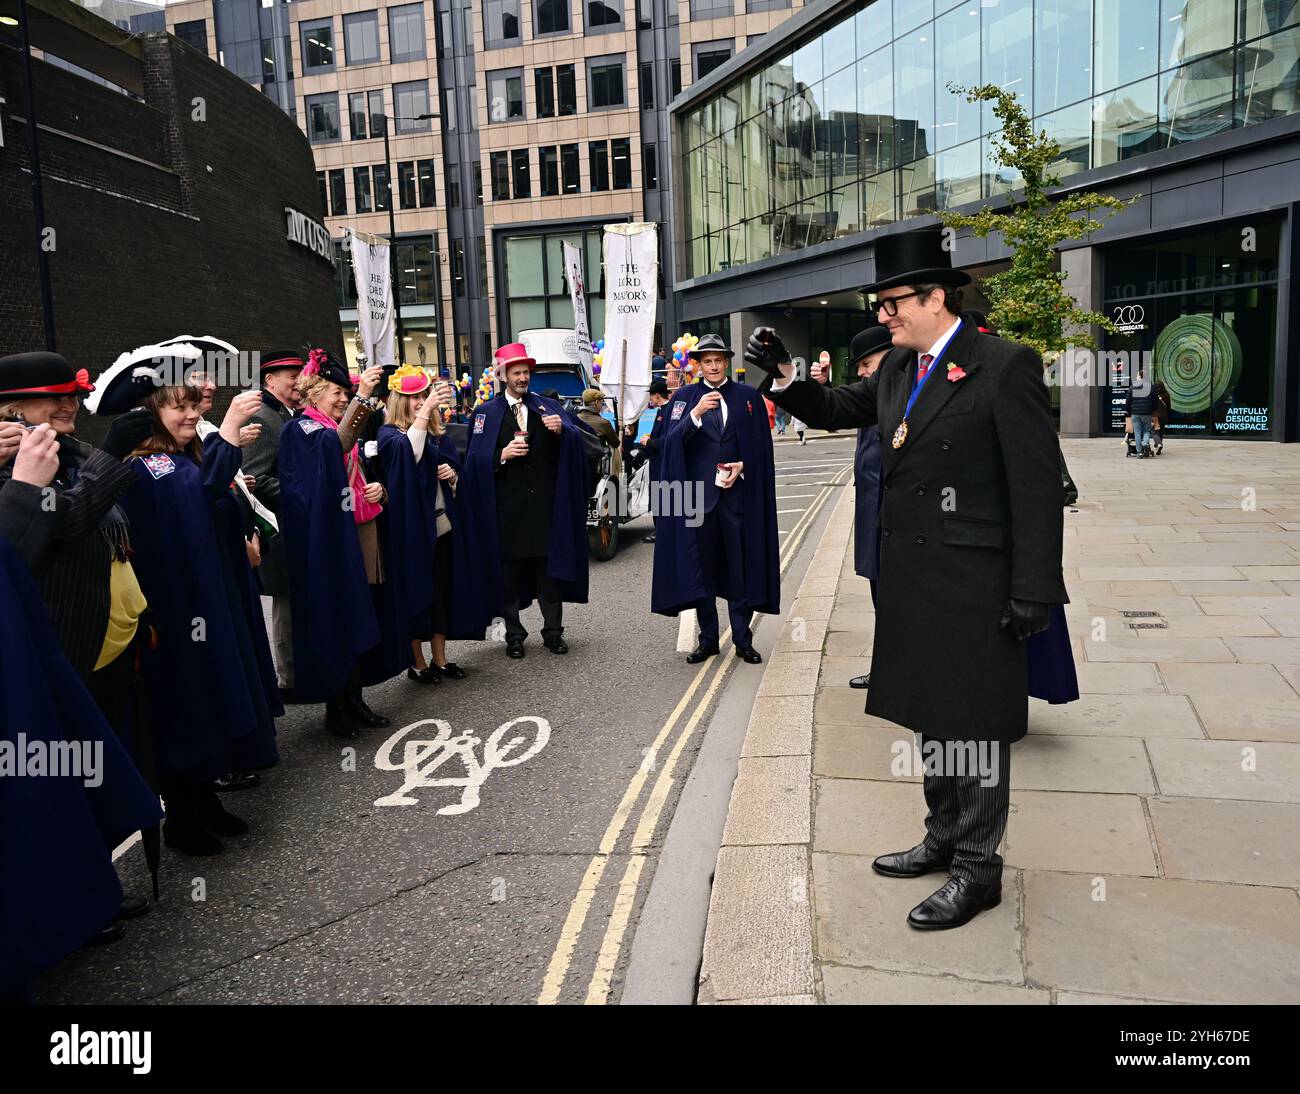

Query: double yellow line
[537,463,851,1005]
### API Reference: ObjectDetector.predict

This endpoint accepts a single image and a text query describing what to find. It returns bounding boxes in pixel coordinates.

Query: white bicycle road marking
[373,716,551,814]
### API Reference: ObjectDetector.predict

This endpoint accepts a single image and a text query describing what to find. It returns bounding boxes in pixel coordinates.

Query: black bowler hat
[848,325,895,365]
[688,333,734,359]
[863,227,972,295]
[0,351,94,399]
[302,348,354,390]
[648,379,670,397]
[260,348,306,376]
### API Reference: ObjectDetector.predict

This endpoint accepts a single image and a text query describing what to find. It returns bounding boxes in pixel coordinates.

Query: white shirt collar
[923,317,963,363]
[505,391,524,406]
[703,378,727,390]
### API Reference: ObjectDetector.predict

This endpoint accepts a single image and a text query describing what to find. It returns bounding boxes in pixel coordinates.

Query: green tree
[937,83,1136,362]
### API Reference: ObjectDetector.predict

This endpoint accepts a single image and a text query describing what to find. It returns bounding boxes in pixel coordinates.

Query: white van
[517,328,595,400]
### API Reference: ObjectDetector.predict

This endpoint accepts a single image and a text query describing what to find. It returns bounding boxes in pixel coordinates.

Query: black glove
[100,409,156,460]
[743,327,791,376]
[999,598,1051,641]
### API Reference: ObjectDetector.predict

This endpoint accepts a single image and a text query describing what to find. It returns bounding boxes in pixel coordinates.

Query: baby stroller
[1123,416,1162,457]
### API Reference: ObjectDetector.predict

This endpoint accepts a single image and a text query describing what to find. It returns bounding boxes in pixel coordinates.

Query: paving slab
[823,967,1049,1005]
[1054,991,1172,1005]
[823,630,873,658]
[1013,735,1156,795]
[819,656,872,684]
[1157,662,1297,701]
[755,652,822,698]
[1072,662,1165,694]
[721,755,812,846]
[741,694,815,758]
[1150,796,1300,887]
[813,854,1024,984]
[814,686,870,726]
[813,721,918,782]
[1023,872,1300,1003]
[813,777,926,856]
[1027,694,1202,739]
[1224,637,1300,663]
[789,595,836,623]
[771,618,829,654]
[1082,635,1234,662]
[1005,791,1158,876]
[1191,696,1300,743]
[1146,738,1300,803]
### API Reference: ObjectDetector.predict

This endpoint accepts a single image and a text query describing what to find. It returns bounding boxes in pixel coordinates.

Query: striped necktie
[916,353,934,386]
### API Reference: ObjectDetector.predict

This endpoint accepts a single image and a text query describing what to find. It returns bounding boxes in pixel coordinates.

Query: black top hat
[260,349,307,375]
[0,352,94,399]
[863,228,972,295]
[687,333,734,359]
[849,325,895,364]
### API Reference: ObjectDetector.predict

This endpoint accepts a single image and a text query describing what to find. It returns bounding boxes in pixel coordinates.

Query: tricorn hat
[0,351,94,399]
[687,333,734,359]
[863,227,971,295]
[86,342,205,415]
[849,325,895,364]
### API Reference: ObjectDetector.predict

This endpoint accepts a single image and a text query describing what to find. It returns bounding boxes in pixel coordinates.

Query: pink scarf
[302,405,383,525]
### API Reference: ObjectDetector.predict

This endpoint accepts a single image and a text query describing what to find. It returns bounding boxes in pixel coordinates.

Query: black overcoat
[765,321,1067,742]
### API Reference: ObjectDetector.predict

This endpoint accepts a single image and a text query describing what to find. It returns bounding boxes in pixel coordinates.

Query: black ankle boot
[163,781,225,855]
[198,786,249,837]
[344,685,390,728]
[325,696,359,739]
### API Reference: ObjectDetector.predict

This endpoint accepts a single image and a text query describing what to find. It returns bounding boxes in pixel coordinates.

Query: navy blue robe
[461,393,589,622]
[651,381,781,618]
[1028,605,1080,704]
[117,439,279,778]
[0,541,163,996]
[278,414,397,701]
[853,425,883,581]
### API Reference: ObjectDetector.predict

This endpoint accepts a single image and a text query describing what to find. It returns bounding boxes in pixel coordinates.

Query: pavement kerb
[697,484,858,1005]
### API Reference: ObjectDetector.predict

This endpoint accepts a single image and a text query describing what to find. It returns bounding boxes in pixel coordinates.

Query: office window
[590,140,610,190]
[746,0,789,10]
[690,0,731,18]
[512,149,531,197]
[540,145,559,195]
[484,0,520,47]
[317,172,329,216]
[175,19,207,55]
[472,162,483,204]
[536,0,568,34]
[373,164,391,212]
[388,3,426,63]
[490,151,511,200]
[536,67,556,118]
[488,69,525,121]
[558,64,577,114]
[448,167,461,207]
[694,41,731,80]
[329,169,347,215]
[637,0,652,28]
[587,0,623,32]
[452,243,467,297]
[301,19,334,72]
[500,227,606,335]
[477,236,489,296]
[349,92,368,139]
[643,143,657,189]
[670,59,682,98]
[588,58,625,109]
[562,143,580,192]
[306,93,340,142]
[394,81,432,131]
[343,11,380,65]
[611,137,631,189]
[354,166,373,212]
[398,161,417,209]
[640,61,655,109]
[418,158,436,206]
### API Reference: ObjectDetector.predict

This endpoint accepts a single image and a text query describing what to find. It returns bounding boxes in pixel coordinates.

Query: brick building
[0,0,341,389]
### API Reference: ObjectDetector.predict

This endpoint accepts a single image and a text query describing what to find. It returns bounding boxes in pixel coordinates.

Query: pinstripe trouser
[918,736,1012,886]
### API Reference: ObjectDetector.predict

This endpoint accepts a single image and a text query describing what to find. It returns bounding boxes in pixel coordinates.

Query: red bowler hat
[493,341,535,378]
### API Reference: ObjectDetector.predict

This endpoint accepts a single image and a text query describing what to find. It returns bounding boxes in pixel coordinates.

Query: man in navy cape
[651,333,780,664]
[461,342,589,657]
[637,379,672,545]
[0,537,161,998]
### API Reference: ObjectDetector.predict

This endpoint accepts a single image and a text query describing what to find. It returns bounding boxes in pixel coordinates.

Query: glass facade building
[679,0,1300,280]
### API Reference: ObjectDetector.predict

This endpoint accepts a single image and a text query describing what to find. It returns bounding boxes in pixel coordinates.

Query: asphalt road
[34,433,856,1005]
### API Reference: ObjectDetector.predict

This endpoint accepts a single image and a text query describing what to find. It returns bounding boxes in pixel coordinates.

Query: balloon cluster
[591,338,606,378]
[672,333,700,382]
[473,365,495,408]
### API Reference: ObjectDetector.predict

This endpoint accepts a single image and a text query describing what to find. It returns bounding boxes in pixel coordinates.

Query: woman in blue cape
[377,365,487,683]
[277,351,409,738]
[116,385,279,855]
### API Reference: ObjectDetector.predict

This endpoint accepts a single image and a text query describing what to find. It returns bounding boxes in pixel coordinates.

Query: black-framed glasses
[868,289,927,317]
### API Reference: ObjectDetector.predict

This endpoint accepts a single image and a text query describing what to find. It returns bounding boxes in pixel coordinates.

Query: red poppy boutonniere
[947,362,968,383]
[746,400,753,414]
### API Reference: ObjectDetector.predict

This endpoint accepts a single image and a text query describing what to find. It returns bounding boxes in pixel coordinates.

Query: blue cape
[651,381,781,617]
[376,425,490,642]
[277,415,383,701]
[0,540,162,996]
[1028,604,1080,704]
[461,393,590,617]
[118,439,278,778]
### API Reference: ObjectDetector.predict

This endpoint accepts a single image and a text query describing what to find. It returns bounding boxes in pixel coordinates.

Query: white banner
[349,230,397,367]
[600,222,658,426]
[562,241,594,382]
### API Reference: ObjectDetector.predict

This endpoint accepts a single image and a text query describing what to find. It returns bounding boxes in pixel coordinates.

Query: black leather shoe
[507,639,525,659]
[213,770,260,791]
[544,636,569,655]
[686,644,719,664]
[735,646,762,664]
[118,895,150,921]
[433,662,467,679]
[84,923,126,947]
[872,842,953,878]
[325,698,359,740]
[200,792,249,838]
[345,688,390,728]
[907,875,1002,930]
[163,821,223,856]
[849,673,870,689]
[406,666,443,685]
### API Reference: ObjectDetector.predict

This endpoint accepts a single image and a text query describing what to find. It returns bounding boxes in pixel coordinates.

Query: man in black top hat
[241,350,305,694]
[748,227,1067,931]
